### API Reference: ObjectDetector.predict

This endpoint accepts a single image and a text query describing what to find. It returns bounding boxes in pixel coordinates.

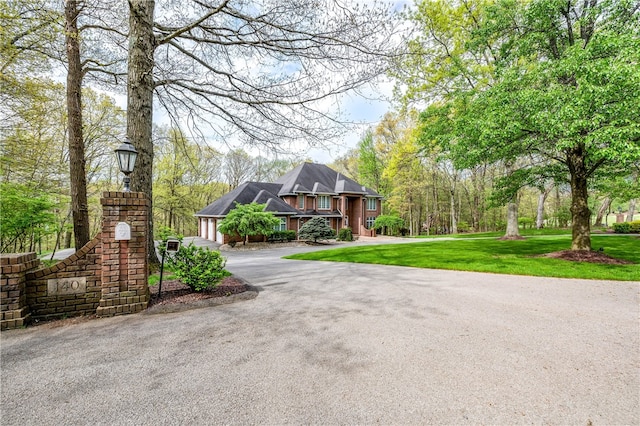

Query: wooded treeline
[1,0,638,255]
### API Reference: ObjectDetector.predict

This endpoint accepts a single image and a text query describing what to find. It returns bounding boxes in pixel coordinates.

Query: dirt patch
[545,250,634,265]
[498,235,527,241]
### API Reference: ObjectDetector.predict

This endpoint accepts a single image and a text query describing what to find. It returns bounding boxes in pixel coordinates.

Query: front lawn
[285,235,640,281]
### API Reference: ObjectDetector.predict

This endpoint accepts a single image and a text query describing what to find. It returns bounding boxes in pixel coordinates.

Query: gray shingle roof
[195,182,297,217]
[275,162,381,197]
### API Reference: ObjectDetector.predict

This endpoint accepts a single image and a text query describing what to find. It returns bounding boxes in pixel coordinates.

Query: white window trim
[367,198,377,211]
[366,216,376,229]
[318,195,330,210]
[297,195,304,209]
[274,217,287,231]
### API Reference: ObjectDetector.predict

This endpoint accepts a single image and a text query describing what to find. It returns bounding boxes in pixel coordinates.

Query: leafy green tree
[0,183,57,253]
[357,130,385,194]
[217,202,280,245]
[410,0,640,250]
[466,0,640,250]
[298,217,335,242]
[383,135,427,236]
[373,215,404,236]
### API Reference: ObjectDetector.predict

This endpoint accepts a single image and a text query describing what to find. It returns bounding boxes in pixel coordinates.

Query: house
[195,162,382,244]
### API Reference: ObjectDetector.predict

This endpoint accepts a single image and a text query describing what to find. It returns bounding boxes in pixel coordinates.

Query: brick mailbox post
[97,191,150,317]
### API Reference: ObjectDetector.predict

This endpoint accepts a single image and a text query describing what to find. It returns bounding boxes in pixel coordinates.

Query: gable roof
[275,162,382,197]
[195,182,297,217]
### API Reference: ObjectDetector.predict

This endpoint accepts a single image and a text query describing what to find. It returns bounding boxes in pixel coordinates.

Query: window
[274,217,287,231]
[318,195,330,210]
[366,216,376,229]
[297,195,304,209]
[367,198,377,211]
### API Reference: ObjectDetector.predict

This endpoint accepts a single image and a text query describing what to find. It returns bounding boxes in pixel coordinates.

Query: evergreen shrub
[168,244,230,291]
[337,227,353,241]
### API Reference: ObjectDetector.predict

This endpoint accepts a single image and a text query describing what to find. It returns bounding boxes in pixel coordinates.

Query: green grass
[285,235,640,281]
[148,268,178,286]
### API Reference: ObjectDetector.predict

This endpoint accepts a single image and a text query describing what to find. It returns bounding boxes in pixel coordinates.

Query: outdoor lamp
[115,138,138,192]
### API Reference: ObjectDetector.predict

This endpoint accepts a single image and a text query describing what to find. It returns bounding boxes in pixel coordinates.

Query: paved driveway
[2,242,639,425]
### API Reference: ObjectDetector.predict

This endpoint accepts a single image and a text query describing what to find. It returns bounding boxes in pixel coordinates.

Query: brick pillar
[97,191,149,317]
[0,253,39,330]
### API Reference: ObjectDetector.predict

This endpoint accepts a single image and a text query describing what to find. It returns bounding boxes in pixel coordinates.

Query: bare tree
[127,0,403,264]
[224,149,256,189]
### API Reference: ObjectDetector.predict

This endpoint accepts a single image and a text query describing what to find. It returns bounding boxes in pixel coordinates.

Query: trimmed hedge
[268,230,297,242]
[612,221,640,234]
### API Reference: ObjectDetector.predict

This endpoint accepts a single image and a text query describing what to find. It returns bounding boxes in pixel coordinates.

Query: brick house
[196,162,382,244]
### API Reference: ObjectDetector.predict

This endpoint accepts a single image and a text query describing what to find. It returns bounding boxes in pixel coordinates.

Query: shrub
[518,217,534,229]
[337,227,353,241]
[630,220,640,233]
[612,222,630,233]
[456,221,471,233]
[168,244,230,291]
[298,217,336,242]
[268,230,296,242]
[373,215,404,235]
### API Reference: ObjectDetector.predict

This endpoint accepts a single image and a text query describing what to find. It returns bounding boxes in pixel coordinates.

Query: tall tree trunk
[65,0,90,250]
[128,0,159,265]
[593,197,611,227]
[536,186,552,229]
[504,162,520,238]
[505,198,520,237]
[450,189,457,234]
[567,144,591,251]
[627,199,636,222]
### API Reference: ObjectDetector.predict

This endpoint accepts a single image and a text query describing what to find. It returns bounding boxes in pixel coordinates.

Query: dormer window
[318,195,330,210]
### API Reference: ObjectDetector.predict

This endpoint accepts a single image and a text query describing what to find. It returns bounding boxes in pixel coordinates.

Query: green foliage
[268,230,297,242]
[218,202,280,245]
[168,244,230,292]
[631,221,640,233]
[612,222,629,233]
[373,215,404,235]
[612,222,635,234]
[456,221,470,233]
[298,217,336,242]
[410,0,640,250]
[0,183,57,253]
[518,217,534,229]
[337,227,353,241]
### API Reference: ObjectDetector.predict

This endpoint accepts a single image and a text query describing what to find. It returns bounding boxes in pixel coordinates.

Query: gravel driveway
[2,242,639,425]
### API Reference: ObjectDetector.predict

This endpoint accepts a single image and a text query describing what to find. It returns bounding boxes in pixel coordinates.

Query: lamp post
[114,138,138,192]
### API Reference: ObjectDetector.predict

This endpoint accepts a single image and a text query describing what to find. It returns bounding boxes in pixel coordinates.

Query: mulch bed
[545,250,634,265]
[148,276,247,307]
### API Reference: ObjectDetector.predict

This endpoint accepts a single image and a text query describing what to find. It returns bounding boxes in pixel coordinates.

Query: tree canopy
[404,0,640,250]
